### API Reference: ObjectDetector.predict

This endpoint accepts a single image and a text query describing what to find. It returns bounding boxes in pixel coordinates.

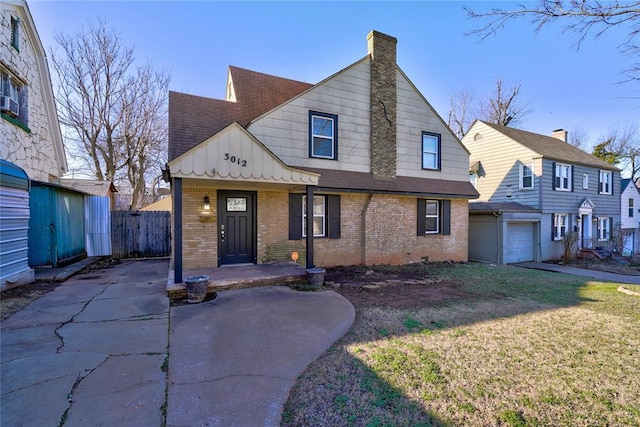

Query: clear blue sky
[29,0,639,149]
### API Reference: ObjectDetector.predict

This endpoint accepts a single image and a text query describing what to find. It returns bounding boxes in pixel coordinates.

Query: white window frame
[599,170,612,195]
[597,217,610,241]
[520,163,534,190]
[553,213,568,240]
[11,17,19,51]
[629,198,634,218]
[424,200,440,234]
[302,195,326,237]
[555,163,571,191]
[582,173,589,189]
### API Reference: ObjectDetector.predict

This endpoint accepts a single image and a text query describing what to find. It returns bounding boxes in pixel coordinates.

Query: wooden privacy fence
[111,211,171,259]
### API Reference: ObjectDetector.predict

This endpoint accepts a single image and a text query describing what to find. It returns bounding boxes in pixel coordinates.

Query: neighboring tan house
[1,0,84,281]
[166,30,478,283]
[463,120,621,264]
[620,178,640,256]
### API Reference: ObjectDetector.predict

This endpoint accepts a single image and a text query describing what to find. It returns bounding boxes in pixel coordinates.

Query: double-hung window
[289,193,340,240]
[302,195,326,237]
[599,170,612,194]
[583,173,589,189]
[553,213,568,240]
[520,163,534,189]
[309,111,337,160]
[417,199,451,236]
[1,69,28,131]
[554,163,571,191]
[422,132,441,170]
[629,198,634,218]
[597,217,611,241]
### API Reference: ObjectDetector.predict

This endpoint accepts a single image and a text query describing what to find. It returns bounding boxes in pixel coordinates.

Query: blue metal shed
[0,160,33,290]
[28,181,86,267]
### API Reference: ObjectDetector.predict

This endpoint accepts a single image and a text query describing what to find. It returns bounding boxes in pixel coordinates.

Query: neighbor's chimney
[368,30,397,180]
[551,129,567,142]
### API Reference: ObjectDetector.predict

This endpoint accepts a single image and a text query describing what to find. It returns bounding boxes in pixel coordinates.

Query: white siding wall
[396,73,469,182]
[248,60,371,172]
[0,3,65,182]
[621,183,640,230]
[463,121,541,208]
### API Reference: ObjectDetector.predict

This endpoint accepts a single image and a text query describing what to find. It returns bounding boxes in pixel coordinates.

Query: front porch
[167,261,307,299]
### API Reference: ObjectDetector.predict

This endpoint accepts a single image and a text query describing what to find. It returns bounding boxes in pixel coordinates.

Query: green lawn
[282,263,640,427]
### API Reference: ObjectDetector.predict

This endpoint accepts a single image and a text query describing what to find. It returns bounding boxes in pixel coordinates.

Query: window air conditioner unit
[0,95,19,117]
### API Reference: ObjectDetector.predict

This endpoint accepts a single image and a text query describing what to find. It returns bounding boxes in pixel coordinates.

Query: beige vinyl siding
[463,121,541,209]
[396,73,469,182]
[248,60,371,173]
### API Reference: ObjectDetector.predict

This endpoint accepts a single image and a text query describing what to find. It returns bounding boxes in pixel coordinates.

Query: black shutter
[570,165,574,192]
[552,162,556,190]
[327,195,341,239]
[611,173,615,195]
[609,216,613,240]
[551,213,556,240]
[289,193,302,240]
[417,199,426,235]
[442,200,451,235]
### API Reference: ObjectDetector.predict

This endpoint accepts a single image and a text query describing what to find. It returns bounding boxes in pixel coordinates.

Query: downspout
[493,211,502,264]
[361,194,374,265]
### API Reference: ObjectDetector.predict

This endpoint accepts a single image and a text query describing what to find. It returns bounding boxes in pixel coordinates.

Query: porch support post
[173,177,183,284]
[306,185,314,269]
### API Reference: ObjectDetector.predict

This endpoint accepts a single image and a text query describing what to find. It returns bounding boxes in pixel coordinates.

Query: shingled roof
[301,167,479,199]
[169,66,312,161]
[479,121,620,171]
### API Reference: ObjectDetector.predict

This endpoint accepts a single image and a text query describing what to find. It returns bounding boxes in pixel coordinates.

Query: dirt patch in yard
[324,263,474,309]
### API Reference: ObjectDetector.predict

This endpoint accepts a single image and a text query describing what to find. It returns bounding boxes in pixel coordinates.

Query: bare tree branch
[465,1,640,82]
[51,19,169,209]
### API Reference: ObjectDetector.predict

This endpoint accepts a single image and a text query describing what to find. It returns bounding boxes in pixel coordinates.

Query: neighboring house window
[554,163,572,191]
[583,173,589,189]
[417,199,451,236]
[629,198,634,218]
[0,70,28,131]
[469,172,478,189]
[302,195,325,237]
[422,132,441,170]
[599,170,612,194]
[520,163,534,189]
[553,213,568,240]
[11,17,19,51]
[288,193,340,240]
[597,217,611,241]
[309,111,338,160]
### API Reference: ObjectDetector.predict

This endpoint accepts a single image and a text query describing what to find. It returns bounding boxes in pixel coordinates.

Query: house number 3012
[224,153,247,167]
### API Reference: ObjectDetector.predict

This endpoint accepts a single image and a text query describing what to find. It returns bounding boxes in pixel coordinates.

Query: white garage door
[506,223,534,263]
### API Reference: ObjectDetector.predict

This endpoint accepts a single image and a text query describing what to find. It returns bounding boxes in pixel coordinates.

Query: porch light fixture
[203,196,211,211]
[576,215,581,222]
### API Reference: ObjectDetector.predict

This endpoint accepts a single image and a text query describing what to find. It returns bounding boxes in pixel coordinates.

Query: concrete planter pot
[306,268,326,288]
[185,275,209,303]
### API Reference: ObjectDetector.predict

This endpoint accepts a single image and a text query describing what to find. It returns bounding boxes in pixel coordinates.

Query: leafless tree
[597,122,640,179]
[51,19,169,209]
[479,76,532,127]
[448,76,531,137]
[465,1,640,83]
[447,88,477,139]
[568,126,591,150]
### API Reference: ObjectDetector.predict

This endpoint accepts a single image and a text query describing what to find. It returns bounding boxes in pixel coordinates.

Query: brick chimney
[551,129,567,142]
[368,30,397,179]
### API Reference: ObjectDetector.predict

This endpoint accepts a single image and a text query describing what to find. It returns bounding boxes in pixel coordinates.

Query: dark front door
[218,191,256,265]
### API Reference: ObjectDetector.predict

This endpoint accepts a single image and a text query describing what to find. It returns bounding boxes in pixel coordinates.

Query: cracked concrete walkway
[1,259,170,426]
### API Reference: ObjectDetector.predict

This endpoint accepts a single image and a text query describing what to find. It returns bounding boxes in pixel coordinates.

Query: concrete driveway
[1,259,354,426]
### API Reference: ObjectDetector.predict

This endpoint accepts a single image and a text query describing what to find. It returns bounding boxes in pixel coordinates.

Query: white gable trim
[168,123,319,185]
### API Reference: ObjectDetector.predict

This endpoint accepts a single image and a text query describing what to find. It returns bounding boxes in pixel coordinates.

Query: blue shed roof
[0,160,29,191]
